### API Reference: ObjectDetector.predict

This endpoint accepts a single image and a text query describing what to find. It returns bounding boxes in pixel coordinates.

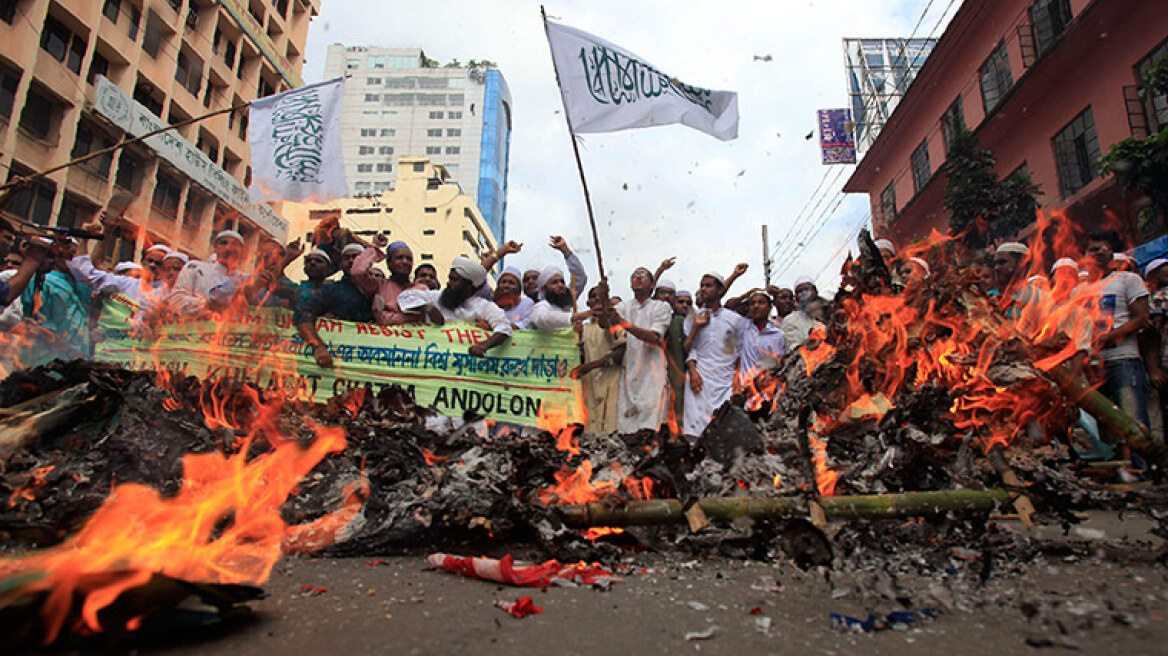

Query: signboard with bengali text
[93,297,584,427]
[818,108,857,165]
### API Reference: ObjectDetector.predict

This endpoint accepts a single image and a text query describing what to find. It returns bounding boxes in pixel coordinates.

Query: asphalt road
[140,513,1167,656]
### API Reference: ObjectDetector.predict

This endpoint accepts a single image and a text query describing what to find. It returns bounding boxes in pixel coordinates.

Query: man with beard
[683,268,751,437]
[295,243,376,368]
[615,267,675,433]
[493,265,533,328]
[414,263,440,290]
[572,284,627,434]
[352,233,424,325]
[781,276,823,351]
[529,254,590,330]
[169,231,252,316]
[399,257,512,357]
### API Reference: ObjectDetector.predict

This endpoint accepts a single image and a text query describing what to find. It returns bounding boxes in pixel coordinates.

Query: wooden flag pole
[540,5,607,285]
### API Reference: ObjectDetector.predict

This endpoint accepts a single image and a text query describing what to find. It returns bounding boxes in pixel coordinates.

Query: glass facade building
[476,70,512,245]
[844,38,938,152]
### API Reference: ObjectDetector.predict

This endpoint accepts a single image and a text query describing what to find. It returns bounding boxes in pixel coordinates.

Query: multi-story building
[844,37,937,151]
[0,0,320,262]
[322,44,512,246]
[276,156,498,281]
[843,0,1167,247]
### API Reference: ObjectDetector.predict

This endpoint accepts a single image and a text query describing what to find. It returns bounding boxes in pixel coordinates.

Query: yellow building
[0,0,320,262]
[276,156,498,281]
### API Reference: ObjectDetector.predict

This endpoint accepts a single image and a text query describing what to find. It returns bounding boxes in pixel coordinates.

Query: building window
[362,110,378,120]
[420,254,433,261]
[367,77,380,85]
[1,0,18,24]
[71,122,115,177]
[127,5,141,40]
[57,195,97,229]
[423,230,435,236]
[358,146,374,155]
[979,41,1013,113]
[142,11,167,59]
[257,76,275,99]
[87,52,109,86]
[413,162,425,172]
[381,111,395,121]
[445,146,460,154]
[5,166,56,226]
[151,170,183,219]
[1031,0,1073,57]
[376,163,391,172]
[427,128,442,137]
[102,0,121,22]
[175,50,203,96]
[940,96,965,156]
[378,146,393,155]
[1052,106,1101,199]
[446,128,461,137]
[115,150,144,191]
[880,181,897,223]
[425,146,440,154]
[448,111,462,119]
[364,93,379,102]
[347,58,359,70]
[380,128,395,137]
[1137,42,1168,132]
[360,128,376,137]
[0,66,20,121]
[373,181,391,191]
[910,139,931,193]
[18,86,59,141]
[424,207,437,214]
[356,164,372,172]
[41,15,86,75]
[429,111,443,119]
[354,181,371,192]
[367,55,385,69]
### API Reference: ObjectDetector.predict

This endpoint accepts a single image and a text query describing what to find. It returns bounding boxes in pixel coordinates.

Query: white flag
[544,20,738,141]
[248,78,348,202]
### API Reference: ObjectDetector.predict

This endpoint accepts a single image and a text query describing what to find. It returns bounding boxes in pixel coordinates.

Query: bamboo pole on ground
[558,489,1014,527]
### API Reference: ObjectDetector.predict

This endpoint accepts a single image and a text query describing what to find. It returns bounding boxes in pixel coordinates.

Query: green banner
[94,297,584,428]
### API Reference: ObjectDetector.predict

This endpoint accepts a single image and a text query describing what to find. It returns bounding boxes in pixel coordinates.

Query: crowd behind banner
[1,208,1167,450]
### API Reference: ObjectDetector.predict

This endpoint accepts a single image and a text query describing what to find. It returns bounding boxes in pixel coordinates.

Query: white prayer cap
[215,230,244,244]
[1113,252,1131,262]
[144,244,171,255]
[114,261,142,274]
[676,289,693,299]
[702,271,725,286]
[305,248,331,263]
[499,266,522,283]
[342,243,365,256]
[1145,258,1168,277]
[656,278,676,292]
[451,256,488,287]
[874,239,896,254]
[794,275,815,287]
[908,257,931,275]
[995,242,1030,256]
[1051,257,1079,274]
[538,265,563,290]
[164,251,190,264]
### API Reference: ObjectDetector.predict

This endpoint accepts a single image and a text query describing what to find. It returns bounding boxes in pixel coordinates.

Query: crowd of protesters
[2,205,1168,455]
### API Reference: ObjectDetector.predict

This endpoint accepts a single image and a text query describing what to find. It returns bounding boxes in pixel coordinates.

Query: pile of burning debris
[1,228,1166,649]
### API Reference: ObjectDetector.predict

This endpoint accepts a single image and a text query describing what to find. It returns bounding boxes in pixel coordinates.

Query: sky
[300,0,959,299]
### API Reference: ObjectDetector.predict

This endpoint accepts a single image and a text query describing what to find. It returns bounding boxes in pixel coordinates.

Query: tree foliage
[943,129,1042,248]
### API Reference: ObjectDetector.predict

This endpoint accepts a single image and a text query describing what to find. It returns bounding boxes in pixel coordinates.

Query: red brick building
[843,0,1167,246]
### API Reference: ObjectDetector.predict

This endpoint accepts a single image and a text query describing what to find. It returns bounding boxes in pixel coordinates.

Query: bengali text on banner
[93,298,584,428]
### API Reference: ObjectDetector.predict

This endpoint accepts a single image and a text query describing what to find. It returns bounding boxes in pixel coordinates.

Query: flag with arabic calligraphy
[248,77,348,202]
[544,20,739,141]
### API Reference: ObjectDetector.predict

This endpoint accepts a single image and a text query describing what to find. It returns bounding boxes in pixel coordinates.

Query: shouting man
[399,257,512,357]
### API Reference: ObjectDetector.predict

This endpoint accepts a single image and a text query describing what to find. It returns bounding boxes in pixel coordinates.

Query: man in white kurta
[616,267,674,434]
[683,273,750,438]
[399,257,513,357]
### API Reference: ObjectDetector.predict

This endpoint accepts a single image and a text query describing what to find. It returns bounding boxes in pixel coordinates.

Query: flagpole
[540,5,607,285]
